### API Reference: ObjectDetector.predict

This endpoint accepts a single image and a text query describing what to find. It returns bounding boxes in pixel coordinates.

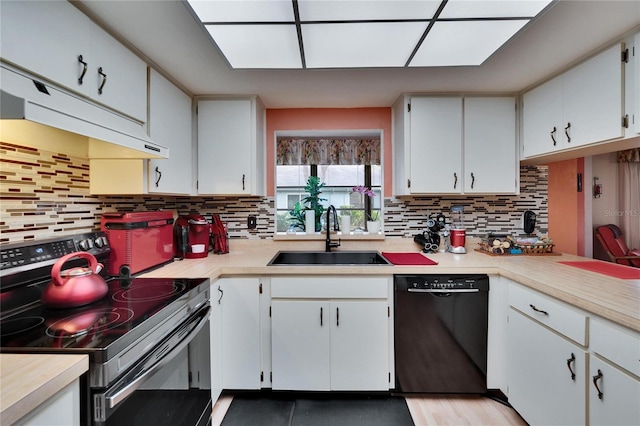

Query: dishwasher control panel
[395,274,489,292]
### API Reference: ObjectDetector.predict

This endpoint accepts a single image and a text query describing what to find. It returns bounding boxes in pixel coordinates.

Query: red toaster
[101,211,175,277]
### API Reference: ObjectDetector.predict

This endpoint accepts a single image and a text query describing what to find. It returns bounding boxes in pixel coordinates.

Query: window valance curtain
[617,148,640,163]
[276,138,381,165]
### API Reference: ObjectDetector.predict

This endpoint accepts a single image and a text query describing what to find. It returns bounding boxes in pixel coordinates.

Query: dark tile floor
[221,394,414,426]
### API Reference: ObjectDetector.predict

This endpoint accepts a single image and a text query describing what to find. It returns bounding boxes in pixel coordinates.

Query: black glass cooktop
[0,277,208,353]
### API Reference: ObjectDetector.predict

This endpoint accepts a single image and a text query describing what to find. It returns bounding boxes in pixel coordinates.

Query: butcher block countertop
[142,238,640,332]
[0,354,88,425]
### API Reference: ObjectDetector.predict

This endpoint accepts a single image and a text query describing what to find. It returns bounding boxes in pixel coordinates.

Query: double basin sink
[268,251,390,266]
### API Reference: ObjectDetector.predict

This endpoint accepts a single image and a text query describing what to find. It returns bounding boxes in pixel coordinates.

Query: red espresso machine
[174,214,211,259]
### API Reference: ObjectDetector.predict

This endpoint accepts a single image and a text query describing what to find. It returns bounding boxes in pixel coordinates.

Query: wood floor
[211,394,527,426]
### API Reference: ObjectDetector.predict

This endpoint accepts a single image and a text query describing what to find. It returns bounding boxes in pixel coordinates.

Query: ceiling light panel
[205,24,301,68]
[439,0,553,19]
[410,20,529,66]
[303,22,428,68]
[188,0,294,22]
[297,0,443,21]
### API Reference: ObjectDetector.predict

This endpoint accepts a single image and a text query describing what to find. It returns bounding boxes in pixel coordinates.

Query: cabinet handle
[550,126,557,146]
[592,369,604,400]
[453,172,458,189]
[320,307,323,326]
[529,304,548,315]
[336,307,339,327]
[217,286,223,304]
[98,67,107,95]
[77,55,87,85]
[155,166,162,188]
[566,353,576,381]
[564,122,571,143]
[242,174,245,191]
[471,172,475,189]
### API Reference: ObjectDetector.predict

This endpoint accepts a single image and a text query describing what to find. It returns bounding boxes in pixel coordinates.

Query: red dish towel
[382,252,438,266]
[559,261,640,279]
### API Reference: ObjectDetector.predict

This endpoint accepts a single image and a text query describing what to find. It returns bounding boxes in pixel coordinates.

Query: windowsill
[273,231,385,241]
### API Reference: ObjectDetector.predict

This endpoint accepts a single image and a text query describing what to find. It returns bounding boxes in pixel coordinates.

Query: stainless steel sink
[267,251,391,266]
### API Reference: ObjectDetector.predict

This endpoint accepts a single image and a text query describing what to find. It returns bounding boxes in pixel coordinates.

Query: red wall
[265,108,392,197]
[548,158,585,255]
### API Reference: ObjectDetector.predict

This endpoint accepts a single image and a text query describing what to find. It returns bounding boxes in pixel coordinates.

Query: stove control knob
[78,239,94,251]
[94,237,107,248]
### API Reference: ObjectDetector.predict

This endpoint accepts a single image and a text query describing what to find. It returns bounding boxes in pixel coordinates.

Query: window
[275,137,382,232]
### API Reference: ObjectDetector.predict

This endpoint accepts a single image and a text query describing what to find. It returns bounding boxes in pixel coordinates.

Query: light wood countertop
[141,238,640,332]
[0,354,88,425]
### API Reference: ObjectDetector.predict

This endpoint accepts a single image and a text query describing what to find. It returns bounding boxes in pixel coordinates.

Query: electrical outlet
[247,215,257,229]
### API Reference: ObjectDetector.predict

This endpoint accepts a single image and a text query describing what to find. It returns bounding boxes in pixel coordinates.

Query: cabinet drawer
[271,276,389,299]
[591,317,640,377]
[509,283,587,345]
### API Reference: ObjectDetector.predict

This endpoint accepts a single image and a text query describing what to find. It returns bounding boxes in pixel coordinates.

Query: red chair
[595,224,640,268]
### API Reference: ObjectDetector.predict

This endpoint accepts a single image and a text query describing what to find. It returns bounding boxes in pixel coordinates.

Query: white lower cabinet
[507,308,586,426]
[15,380,80,426]
[270,276,391,391]
[589,317,640,426]
[589,355,640,426]
[505,280,640,426]
[210,277,262,395]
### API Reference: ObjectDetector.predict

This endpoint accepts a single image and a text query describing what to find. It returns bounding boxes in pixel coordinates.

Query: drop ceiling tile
[303,22,428,68]
[410,20,529,66]
[188,0,294,22]
[205,24,301,68]
[439,0,552,19]
[297,0,442,21]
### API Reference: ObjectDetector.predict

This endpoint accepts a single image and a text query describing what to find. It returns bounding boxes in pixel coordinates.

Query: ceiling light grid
[187,0,553,69]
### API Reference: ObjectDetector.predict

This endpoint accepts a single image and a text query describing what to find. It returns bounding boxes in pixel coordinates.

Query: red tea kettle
[41,252,109,308]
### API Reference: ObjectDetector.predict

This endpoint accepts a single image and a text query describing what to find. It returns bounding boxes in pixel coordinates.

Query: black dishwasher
[394,274,489,393]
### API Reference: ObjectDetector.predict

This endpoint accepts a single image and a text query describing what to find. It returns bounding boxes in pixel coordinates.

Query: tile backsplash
[1,141,548,243]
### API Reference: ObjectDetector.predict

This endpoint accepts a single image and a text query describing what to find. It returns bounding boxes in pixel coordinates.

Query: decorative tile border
[1,142,547,244]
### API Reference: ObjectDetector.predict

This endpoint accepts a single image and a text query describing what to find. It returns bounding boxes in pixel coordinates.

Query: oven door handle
[96,305,210,418]
[407,288,479,293]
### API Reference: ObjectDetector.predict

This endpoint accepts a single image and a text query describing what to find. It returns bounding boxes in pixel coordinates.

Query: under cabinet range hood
[0,63,168,159]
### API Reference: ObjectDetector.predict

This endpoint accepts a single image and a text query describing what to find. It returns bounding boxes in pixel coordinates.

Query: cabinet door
[87,25,147,122]
[1,1,94,100]
[330,301,389,391]
[589,355,640,426]
[464,97,517,193]
[634,33,640,135]
[149,69,193,194]
[409,97,462,193]
[0,1,146,122]
[197,99,252,195]
[219,278,261,389]
[507,309,586,426]
[271,300,330,391]
[522,77,564,158]
[563,44,623,147]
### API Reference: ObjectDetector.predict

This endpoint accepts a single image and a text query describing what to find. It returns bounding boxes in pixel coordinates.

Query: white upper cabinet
[394,95,517,195]
[197,97,266,196]
[148,69,193,195]
[464,97,517,193]
[0,0,147,122]
[628,32,640,135]
[522,43,624,159]
[90,70,193,195]
[409,97,463,194]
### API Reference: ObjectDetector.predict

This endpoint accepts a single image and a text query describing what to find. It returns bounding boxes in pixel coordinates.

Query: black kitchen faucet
[325,205,341,252]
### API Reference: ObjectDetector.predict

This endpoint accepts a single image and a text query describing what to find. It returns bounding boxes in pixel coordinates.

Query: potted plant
[288,176,326,232]
[352,185,380,233]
